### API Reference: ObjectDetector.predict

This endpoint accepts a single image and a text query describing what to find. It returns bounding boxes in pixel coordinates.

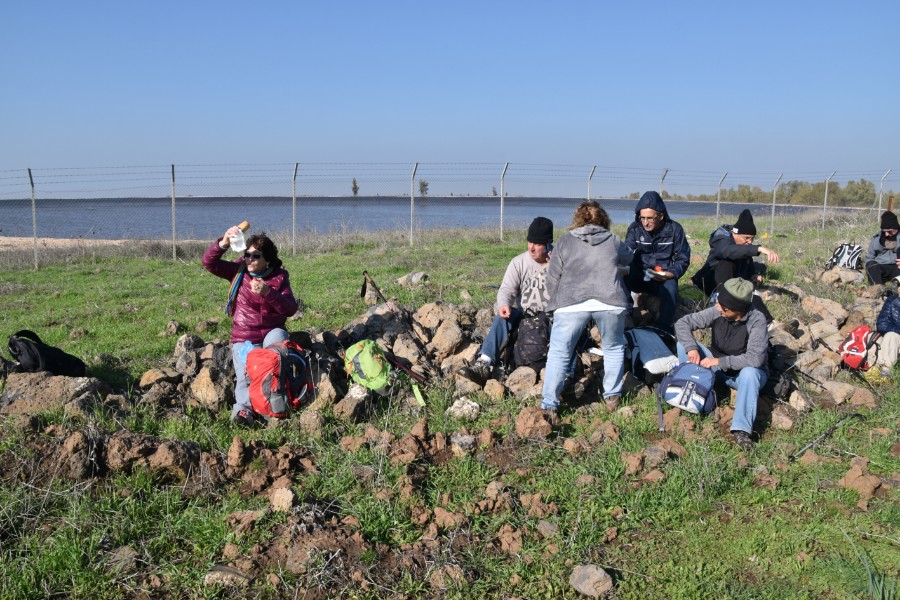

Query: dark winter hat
[731,209,757,236]
[881,211,900,230]
[527,217,554,245]
[717,278,754,313]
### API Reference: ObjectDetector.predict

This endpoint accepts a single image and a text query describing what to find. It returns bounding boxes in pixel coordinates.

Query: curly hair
[570,200,611,230]
[245,234,283,270]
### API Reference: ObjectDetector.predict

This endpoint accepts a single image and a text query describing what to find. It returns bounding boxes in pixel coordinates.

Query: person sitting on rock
[459,217,554,384]
[690,209,779,322]
[864,211,900,286]
[674,278,768,451]
[624,191,691,333]
[866,291,900,380]
[202,226,298,427]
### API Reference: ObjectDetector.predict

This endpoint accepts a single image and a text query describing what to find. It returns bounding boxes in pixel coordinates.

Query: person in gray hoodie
[541,201,633,413]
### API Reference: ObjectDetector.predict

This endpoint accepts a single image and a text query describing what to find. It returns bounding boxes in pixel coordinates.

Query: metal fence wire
[0,163,895,267]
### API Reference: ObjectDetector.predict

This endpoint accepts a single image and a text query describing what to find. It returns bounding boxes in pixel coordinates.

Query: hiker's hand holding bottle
[250,278,269,296]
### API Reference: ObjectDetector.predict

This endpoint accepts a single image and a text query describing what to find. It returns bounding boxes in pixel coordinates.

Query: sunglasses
[243,252,263,260]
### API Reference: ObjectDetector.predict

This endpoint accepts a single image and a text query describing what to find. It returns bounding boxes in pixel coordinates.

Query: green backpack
[344,339,391,391]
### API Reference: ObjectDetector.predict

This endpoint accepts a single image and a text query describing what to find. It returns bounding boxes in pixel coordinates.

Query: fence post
[659,168,669,196]
[587,165,596,200]
[292,162,299,256]
[410,162,418,246]
[822,171,835,230]
[769,173,783,237]
[171,164,177,260]
[716,172,728,222]
[28,168,37,270]
[878,169,892,212]
[500,162,509,242]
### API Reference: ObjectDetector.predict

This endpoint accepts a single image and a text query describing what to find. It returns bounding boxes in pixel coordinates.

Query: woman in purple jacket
[202,226,298,426]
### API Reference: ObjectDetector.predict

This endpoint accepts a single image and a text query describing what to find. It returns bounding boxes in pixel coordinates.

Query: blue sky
[2,1,898,194]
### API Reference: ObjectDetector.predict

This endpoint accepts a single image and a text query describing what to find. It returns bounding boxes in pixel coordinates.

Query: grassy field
[0,210,897,599]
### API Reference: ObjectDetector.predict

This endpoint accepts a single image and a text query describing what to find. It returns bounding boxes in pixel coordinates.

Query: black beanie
[527,217,554,245]
[881,211,900,230]
[732,209,757,236]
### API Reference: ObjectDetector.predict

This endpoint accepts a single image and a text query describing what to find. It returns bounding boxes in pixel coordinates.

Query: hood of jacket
[709,224,734,244]
[633,191,670,223]
[571,224,613,246]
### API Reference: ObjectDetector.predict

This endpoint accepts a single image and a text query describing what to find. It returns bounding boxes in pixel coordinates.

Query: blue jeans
[625,262,680,332]
[480,308,524,362]
[231,328,289,418]
[542,309,626,410]
[675,342,767,434]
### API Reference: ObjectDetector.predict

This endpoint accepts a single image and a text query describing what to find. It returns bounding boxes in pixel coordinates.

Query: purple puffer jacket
[202,240,298,344]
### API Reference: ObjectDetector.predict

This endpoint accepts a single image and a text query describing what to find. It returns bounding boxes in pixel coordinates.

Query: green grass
[0,212,897,598]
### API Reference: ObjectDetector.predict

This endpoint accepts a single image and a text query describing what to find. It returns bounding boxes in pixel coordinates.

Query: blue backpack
[657,362,717,415]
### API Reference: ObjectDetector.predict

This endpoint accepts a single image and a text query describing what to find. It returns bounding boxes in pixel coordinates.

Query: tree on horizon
[352,178,359,196]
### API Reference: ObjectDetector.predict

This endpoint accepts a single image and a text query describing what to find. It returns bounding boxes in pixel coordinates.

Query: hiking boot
[864,367,891,385]
[542,408,560,426]
[562,375,585,400]
[458,360,492,385]
[605,395,621,412]
[232,409,255,428]
[732,430,753,451]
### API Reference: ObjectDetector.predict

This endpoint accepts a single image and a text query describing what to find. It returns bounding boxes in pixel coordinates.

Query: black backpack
[7,330,87,377]
[513,311,551,370]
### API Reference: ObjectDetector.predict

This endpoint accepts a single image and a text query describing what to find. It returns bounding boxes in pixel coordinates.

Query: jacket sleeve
[669,223,691,279]
[496,255,523,309]
[264,272,299,316]
[674,307,718,352]
[876,296,900,334]
[713,237,759,261]
[202,239,240,281]
[717,311,769,371]
[624,223,639,251]
[866,236,878,263]
[544,247,563,310]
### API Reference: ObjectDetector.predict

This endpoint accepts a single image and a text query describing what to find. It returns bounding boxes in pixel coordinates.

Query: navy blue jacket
[624,192,691,279]
[876,295,900,334]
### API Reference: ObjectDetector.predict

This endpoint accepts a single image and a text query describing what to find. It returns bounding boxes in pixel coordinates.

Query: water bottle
[229,221,250,253]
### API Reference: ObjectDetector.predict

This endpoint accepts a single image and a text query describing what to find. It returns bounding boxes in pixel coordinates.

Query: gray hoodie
[545,225,633,312]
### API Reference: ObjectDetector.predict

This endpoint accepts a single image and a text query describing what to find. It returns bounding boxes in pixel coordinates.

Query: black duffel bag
[8,330,86,377]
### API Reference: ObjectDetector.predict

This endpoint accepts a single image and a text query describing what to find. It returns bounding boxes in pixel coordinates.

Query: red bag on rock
[838,325,880,371]
[246,340,314,418]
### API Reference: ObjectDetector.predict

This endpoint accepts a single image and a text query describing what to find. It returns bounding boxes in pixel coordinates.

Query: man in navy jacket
[624,191,691,332]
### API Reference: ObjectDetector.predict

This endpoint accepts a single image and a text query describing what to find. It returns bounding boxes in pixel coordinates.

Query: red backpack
[838,325,880,371]
[245,340,314,418]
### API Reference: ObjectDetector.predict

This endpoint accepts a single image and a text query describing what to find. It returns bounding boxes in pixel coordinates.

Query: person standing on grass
[540,201,632,414]
[624,191,691,333]
[674,278,768,451]
[202,226,298,427]
[459,217,554,384]
[690,209,779,322]
[864,211,900,286]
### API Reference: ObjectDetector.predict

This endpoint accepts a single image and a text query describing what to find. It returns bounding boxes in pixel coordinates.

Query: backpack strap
[13,330,43,344]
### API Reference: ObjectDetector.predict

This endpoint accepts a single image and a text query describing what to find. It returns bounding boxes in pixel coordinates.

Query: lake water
[0,196,860,240]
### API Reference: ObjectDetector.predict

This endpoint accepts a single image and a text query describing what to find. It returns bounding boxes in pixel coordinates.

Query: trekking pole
[656,392,666,432]
[789,413,863,462]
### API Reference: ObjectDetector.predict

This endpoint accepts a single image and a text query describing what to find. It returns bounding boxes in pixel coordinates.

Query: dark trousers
[625,262,679,332]
[865,261,900,285]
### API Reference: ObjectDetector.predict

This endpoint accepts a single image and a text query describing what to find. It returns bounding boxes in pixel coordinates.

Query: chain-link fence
[0,163,896,267]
